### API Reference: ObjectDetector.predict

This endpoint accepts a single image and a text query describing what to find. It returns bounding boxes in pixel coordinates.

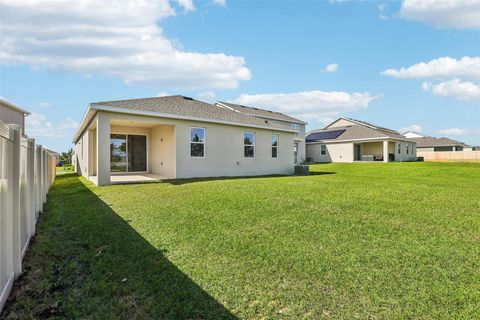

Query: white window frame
[190,127,206,158]
[272,134,279,158]
[109,132,149,174]
[243,132,255,158]
[406,143,409,154]
[320,144,327,155]
[397,142,401,154]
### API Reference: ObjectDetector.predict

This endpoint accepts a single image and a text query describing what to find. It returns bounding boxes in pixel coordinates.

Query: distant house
[402,131,470,152]
[215,102,307,164]
[0,98,30,134]
[73,96,299,186]
[306,118,417,163]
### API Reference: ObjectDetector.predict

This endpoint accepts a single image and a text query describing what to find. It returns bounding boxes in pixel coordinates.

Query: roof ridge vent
[182,96,193,100]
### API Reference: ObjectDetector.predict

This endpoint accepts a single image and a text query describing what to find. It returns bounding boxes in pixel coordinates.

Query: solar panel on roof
[306,129,345,142]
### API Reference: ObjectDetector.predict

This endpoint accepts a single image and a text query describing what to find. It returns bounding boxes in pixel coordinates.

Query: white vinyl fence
[0,123,57,312]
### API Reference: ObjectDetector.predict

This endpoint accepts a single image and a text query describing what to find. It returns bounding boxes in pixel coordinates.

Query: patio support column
[96,113,110,186]
[383,140,389,162]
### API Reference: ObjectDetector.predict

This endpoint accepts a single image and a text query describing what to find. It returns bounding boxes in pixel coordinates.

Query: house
[402,131,470,152]
[0,98,30,134]
[73,96,298,186]
[215,102,307,164]
[306,118,417,163]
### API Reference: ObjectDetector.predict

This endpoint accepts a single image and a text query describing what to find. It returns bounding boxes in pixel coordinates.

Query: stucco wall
[78,111,295,184]
[326,119,356,128]
[0,104,24,133]
[74,129,89,177]
[307,140,416,163]
[306,142,354,163]
[173,120,293,179]
[393,141,417,161]
[150,125,176,178]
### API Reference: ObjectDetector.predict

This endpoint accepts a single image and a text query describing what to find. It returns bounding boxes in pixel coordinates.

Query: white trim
[189,126,206,158]
[215,102,307,125]
[320,144,327,156]
[306,136,413,144]
[96,105,298,132]
[271,134,279,159]
[0,98,31,115]
[243,131,255,158]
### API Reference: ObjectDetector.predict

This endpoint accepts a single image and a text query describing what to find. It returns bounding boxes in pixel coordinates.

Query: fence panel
[0,123,57,312]
[417,151,480,162]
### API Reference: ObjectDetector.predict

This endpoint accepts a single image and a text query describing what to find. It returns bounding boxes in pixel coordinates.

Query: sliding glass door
[110,134,147,173]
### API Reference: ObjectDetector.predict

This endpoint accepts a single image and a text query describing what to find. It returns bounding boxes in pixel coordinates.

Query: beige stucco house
[73,96,298,186]
[403,131,470,152]
[0,98,30,134]
[214,102,307,164]
[306,118,417,163]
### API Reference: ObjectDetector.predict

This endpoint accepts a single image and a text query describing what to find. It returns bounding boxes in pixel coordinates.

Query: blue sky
[1,0,479,152]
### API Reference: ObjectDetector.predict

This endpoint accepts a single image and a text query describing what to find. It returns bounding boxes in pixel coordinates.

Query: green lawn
[2,163,480,319]
[55,164,74,175]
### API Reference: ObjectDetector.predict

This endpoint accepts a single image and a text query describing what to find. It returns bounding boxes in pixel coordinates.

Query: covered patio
[353,140,396,162]
[80,112,177,186]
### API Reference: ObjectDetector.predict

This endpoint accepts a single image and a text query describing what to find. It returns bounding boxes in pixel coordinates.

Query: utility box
[294,165,309,176]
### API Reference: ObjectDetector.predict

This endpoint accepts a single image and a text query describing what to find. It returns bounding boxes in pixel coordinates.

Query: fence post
[9,125,22,277]
[27,138,36,236]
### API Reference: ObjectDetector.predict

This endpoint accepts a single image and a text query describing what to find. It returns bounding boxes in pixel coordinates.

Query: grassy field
[55,164,74,175]
[2,162,479,319]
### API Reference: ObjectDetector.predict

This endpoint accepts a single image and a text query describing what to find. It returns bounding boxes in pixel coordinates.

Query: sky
[0,0,479,152]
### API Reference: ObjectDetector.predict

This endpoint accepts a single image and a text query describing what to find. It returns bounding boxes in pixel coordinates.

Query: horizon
[1,0,479,152]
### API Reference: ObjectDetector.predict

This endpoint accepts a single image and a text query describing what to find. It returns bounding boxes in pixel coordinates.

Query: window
[272,134,279,158]
[320,144,327,155]
[190,127,205,157]
[397,143,401,154]
[244,132,255,157]
[110,134,147,172]
[291,123,300,130]
[407,143,409,154]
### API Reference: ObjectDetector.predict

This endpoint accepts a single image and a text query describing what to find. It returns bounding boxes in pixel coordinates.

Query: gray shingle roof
[91,96,293,131]
[410,136,469,148]
[306,124,412,143]
[216,101,307,124]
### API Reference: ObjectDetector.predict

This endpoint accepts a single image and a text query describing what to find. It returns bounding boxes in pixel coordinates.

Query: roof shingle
[216,101,307,124]
[91,96,293,131]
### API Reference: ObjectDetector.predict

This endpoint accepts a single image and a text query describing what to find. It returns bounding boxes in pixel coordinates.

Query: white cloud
[399,0,480,30]
[0,0,251,90]
[323,63,339,73]
[422,79,480,100]
[157,92,170,97]
[232,90,377,122]
[438,128,480,136]
[382,56,480,79]
[197,91,216,101]
[399,124,423,133]
[212,0,226,6]
[26,113,79,138]
[177,0,195,11]
[37,102,51,108]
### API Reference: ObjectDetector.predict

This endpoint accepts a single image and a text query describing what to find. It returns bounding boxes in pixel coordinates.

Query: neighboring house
[402,131,470,152]
[73,96,298,186]
[306,118,417,163]
[0,98,30,134]
[215,102,307,164]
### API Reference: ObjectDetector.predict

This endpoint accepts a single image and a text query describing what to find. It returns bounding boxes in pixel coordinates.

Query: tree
[60,148,74,165]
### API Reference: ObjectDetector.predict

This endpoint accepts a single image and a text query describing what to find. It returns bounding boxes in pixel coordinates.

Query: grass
[2,162,480,319]
[55,164,74,175]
